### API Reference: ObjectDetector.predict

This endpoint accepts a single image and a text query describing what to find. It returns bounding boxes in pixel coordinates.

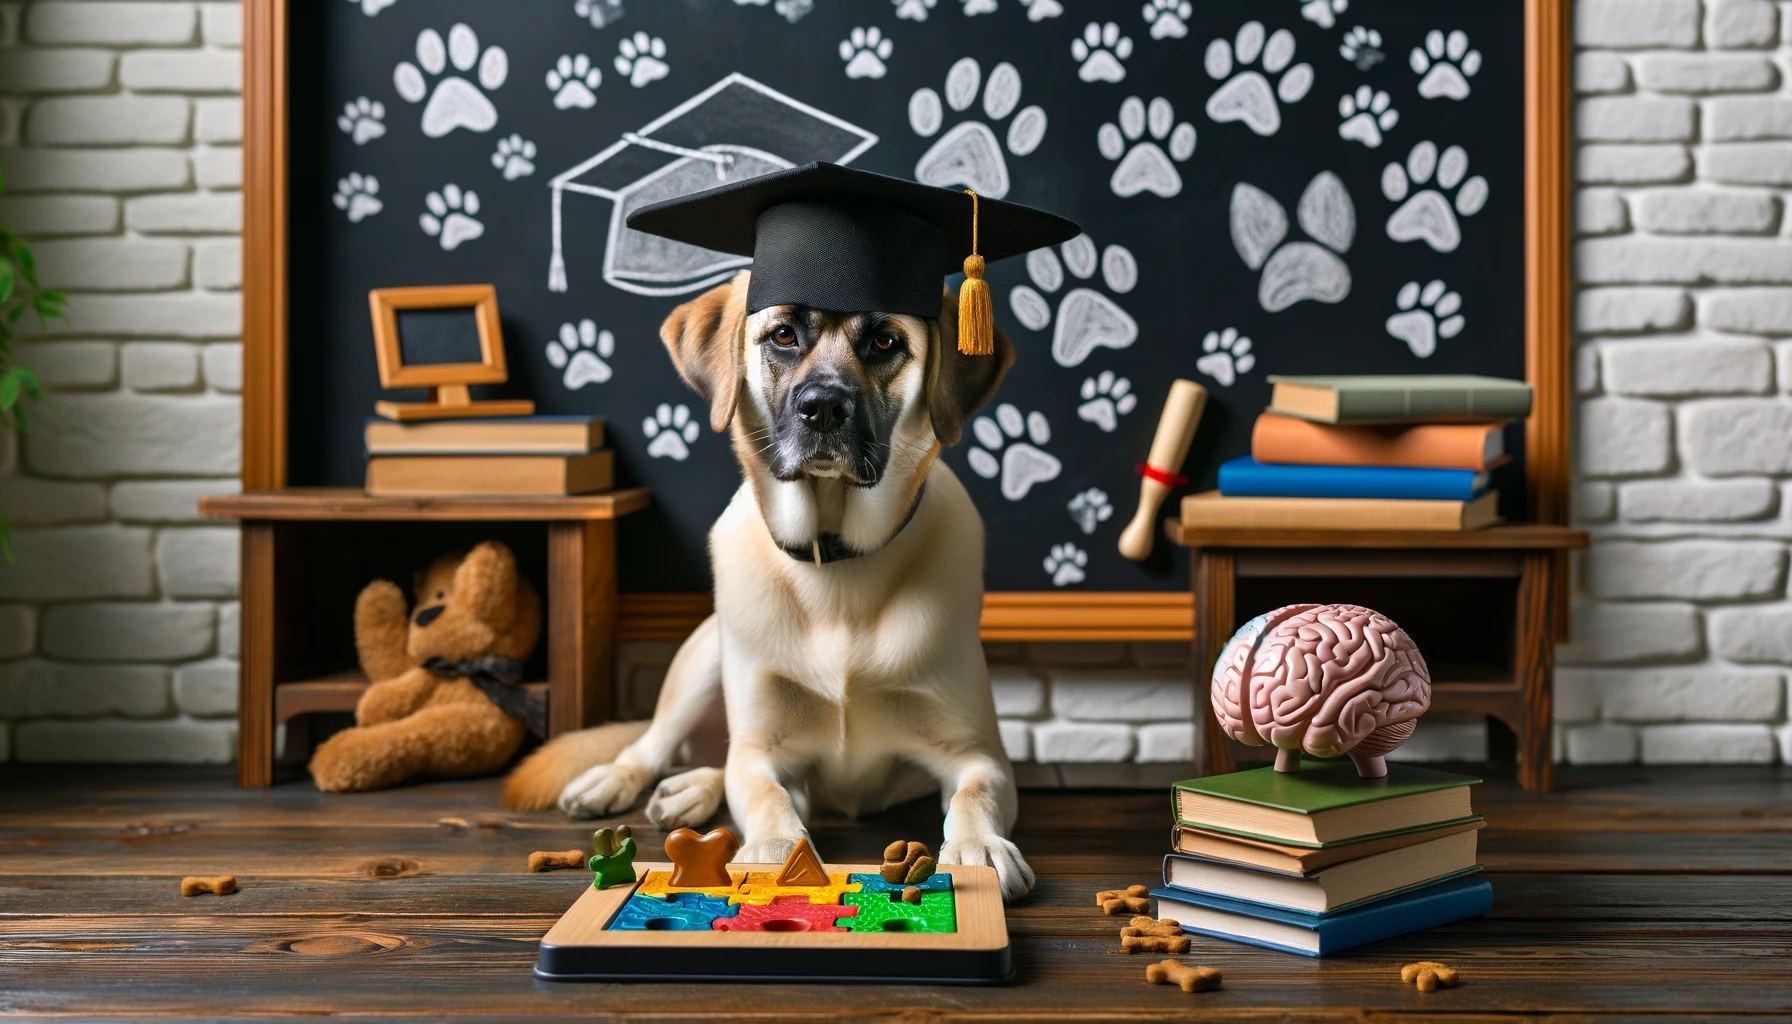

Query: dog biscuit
[901,885,924,904]
[528,849,587,872]
[880,840,936,885]
[1121,933,1191,955]
[1401,960,1460,992]
[1097,884,1151,915]
[1145,959,1221,993]
[180,875,236,897]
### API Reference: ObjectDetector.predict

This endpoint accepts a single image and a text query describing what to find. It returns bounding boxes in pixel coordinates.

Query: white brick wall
[0,1,240,763]
[5,0,1789,771]
[1565,0,1792,765]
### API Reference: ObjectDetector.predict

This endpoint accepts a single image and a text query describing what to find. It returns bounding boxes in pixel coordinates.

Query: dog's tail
[502,719,650,810]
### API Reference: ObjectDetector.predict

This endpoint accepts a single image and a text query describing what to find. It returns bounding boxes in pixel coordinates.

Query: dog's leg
[645,766,725,830]
[559,616,723,818]
[726,741,811,865]
[927,749,1035,902]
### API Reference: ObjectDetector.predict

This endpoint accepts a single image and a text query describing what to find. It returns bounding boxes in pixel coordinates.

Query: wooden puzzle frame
[535,863,1011,983]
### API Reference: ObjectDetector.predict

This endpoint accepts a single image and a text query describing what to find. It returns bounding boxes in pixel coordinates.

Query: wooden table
[3,764,1787,1019]
[1167,523,1588,792]
[200,488,651,787]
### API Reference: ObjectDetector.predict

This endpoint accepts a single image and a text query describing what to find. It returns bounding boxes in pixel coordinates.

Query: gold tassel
[958,189,994,356]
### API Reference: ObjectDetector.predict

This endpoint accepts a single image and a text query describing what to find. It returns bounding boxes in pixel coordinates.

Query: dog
[504,270,1035,900]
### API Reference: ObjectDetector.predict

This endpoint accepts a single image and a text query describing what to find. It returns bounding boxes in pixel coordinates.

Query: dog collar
[422,655,546,738]
[779,483,927,565]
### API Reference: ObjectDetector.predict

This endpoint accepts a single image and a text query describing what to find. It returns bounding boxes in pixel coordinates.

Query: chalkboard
[287,0,1528,594]
[395,306,484,366]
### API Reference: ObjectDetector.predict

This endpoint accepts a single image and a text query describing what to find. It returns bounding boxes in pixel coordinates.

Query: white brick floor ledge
[2,0,1791,770]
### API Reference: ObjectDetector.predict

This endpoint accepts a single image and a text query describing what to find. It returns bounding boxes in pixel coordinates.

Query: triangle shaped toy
[774,837,830,887]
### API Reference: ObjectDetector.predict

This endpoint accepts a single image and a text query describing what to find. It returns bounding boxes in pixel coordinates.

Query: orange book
[1251,412,1509,472]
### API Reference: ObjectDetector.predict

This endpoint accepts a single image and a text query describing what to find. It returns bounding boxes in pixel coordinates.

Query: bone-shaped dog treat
[1121,932,1191,954]
[529,849,587,872]
[1096,884,1151,915]
[1401,961,1460,992]
[1123,915,1184,937]
[880,840,936,885]
[180,875,236,896]
[666,826,740,888]
[1146,959,1221,993]
[588,825,638,889]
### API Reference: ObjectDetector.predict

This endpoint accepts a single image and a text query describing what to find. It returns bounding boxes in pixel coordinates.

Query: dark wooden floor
[3,764,1790,1021]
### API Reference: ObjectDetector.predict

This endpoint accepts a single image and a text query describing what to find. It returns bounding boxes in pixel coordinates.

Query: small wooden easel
[369,283,535,422]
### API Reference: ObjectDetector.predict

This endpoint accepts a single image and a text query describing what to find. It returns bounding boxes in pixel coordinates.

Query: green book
[1173,761,1480,847]
[1268,374,1534,424]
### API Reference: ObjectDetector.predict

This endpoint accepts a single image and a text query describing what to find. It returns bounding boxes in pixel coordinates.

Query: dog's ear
[928,286,1015,447]
[452,540,518,626]
[660,270,749,433]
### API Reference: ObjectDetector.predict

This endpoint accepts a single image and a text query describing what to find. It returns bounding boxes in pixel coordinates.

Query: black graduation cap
[625,162,1081,355]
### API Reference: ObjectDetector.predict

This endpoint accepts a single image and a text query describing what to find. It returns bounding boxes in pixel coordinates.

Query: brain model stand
[1210,603,1432,778]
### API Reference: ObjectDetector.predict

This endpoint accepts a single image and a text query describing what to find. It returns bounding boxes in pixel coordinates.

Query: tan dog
[505,272,1035,900]
[311,541,539,792]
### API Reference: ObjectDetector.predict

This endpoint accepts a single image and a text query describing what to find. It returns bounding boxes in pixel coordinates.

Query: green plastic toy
[588,824,639,889]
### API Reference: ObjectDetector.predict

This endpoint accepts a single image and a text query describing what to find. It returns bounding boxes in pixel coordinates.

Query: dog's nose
[796,384,854,434]
[414,605,445,627]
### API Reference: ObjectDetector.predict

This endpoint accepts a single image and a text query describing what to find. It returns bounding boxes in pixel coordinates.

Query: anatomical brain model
[1210,604,1432,778]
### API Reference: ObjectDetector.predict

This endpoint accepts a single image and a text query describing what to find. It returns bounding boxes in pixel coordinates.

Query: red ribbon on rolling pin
[1134,463,1188,488]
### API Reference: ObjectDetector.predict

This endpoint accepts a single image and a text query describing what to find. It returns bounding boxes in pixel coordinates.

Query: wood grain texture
[237,523,276,787]
[548,520,614,732]
[200,488,652,522]
[1194,550,1237,778]
[2,765,1788,1019]
[240,0,286,491]
[1515,552,1555,792]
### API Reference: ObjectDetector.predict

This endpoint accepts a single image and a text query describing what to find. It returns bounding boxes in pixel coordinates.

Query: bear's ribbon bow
[421,655,546,738]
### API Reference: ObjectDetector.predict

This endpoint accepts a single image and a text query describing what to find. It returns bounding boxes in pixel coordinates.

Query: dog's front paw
[557,762,651,819]
[940,835,1036,902]
[735,832,806,866]
[646,767,725,830]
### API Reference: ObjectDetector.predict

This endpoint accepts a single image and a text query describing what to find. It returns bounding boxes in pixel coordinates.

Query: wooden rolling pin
[1118,379,1208,561]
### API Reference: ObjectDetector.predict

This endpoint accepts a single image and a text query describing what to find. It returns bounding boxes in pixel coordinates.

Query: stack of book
[363,415,612,497]
[1150,760,1491,956]
[1183,374,1533,531]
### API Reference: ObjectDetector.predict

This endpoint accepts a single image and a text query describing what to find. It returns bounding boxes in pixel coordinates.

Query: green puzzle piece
[841,890,956,933]
[589,834,638,890]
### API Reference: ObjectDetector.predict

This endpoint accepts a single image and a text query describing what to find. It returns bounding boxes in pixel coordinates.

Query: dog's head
[659,270,1014,485]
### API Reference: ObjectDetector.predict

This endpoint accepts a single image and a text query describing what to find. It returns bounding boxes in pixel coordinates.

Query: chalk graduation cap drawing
[547,73,878,297]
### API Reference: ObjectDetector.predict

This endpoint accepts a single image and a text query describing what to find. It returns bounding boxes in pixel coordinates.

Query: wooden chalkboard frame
[239,0,1571,644]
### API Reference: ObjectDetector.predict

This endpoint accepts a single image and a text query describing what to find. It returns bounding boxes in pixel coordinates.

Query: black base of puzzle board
[535,862,1012,983]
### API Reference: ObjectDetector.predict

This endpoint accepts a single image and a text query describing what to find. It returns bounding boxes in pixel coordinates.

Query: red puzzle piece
[710,895,859,933]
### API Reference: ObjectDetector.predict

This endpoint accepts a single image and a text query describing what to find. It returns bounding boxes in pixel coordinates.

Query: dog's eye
[872,333,898,352]
[773,325,797,346]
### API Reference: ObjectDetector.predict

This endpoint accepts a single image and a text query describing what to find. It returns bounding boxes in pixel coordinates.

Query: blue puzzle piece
[849,872,953,896]
[609,892,740,931]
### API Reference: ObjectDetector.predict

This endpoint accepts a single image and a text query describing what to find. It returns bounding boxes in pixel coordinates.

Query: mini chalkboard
[395,306,484,366]
[367,284,534,421]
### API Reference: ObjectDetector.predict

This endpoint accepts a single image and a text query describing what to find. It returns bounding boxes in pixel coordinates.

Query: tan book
[364,415,603,455]
[365,452,613,496]
[1180,490,1500,531]
[1251,412,1508,472]
[1173,818,1485,875]
[1164,828,1481,913]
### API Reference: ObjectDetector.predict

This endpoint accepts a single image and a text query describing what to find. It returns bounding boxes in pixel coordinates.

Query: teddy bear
[308,540,542,793]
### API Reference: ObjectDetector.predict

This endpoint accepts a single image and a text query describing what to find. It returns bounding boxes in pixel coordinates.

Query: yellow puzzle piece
[730,872,862,906]
[635,870,747,900]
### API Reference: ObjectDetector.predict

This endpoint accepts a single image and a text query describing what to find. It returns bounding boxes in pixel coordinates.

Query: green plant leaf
[0,257,12,306]
[12,243,37,289]
[0,517,13,565]
[1,372,18,410]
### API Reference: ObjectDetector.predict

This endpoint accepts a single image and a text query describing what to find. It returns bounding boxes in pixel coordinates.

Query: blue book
[1149,874,1493,957]
[1217,456,1489,501]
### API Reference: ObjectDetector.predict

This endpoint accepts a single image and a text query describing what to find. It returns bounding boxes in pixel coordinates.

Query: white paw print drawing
[1019,0,1063,22]
[615,32,669,88]
[1412,29,1481,100]
[1301,0,1347,29]
[349,0,397,15]
[1197,327,1256,387]
[1067,489,1114,535]
[1231,172,1355,313]
[910,59,1047,200]
[1382,141,1489,253]
[644,403,701,461]
[1338,86,1398,149]
[393,24,508,139]
[1386,280,1464,358]
[574,0,625,29]
[961,0,998,14]
[545,320,616,389]
[1009,234,1139,368]
[894,0,936,20]
[840,26,893,80]
[1204,21,1313,137]
[1072,22,1134,83]
[967,403,1061,501]
[547,54,603,109]
[419,184,483,251]
[1340,26,1384,70]
[333,173,382,223]
[776,0,814,22]
[491,134,537,180]
[1044,543,1088,586]
[1142,0,1192,40]
[337,97,386,145]
[1076,370,1137,433]
[1099,96,1196,199]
